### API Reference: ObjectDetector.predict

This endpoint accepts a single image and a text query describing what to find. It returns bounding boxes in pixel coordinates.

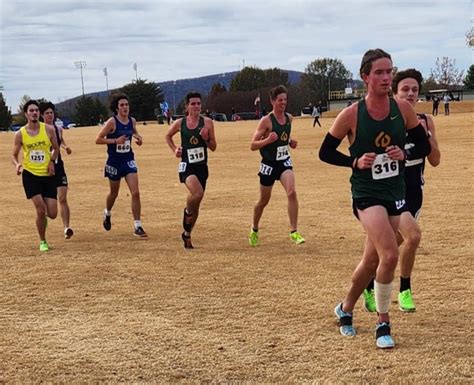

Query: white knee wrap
[374,281,393,314]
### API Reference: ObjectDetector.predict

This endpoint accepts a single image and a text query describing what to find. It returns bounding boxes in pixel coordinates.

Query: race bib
[178,162,187,173]
[29,150,46,163]
[116,140,131,153]
[276,145,290,161]
[372,153,399,180]
[187,147,205,163]
[259,163,273,176]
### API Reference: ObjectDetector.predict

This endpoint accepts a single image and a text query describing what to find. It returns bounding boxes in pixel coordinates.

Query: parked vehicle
[212,113,228,122]
[301,106,313,117]
[233,112,258,121]
[9,124,22,131]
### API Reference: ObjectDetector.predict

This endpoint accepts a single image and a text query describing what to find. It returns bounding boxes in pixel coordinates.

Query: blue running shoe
[334,303,356,336]
[375,322,395,349]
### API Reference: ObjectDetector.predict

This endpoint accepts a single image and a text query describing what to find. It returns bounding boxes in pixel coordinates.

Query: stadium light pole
[173,80,176,113]
[133,63,138,81]
[74,61,86,97]
[103,67,109,94]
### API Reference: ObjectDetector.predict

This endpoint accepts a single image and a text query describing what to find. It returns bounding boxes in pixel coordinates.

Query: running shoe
[181,232,194,249]
[248,228,259,247]
[103,212,111,231]
[64,228,74,239]
[363,289,377,313]
[334,303,356,336]
[39,240,49,252]
[375,322,395,349]
[134,226,148,239]
[398,289,416,312]
[290,231,305,244]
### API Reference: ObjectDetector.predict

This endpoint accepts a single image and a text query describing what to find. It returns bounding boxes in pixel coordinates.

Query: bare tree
[466,27,474,47]
[430,57,464,89]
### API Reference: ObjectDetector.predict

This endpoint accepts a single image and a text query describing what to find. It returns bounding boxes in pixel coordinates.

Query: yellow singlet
[21,122,52,176]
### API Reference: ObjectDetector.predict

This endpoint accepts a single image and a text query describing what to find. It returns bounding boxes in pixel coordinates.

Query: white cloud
[0,0,471,109]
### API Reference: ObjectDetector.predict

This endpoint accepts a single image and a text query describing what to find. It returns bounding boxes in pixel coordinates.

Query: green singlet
[349,98,406,201]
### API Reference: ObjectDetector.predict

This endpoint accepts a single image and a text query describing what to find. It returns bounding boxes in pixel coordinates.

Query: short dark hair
[392,68,423,94]
[359,48,392,78]
[185,91,201,104]
[109,93,129,113]
[269,85,288,101]
[23,99,39,113]
[39,101,55,115]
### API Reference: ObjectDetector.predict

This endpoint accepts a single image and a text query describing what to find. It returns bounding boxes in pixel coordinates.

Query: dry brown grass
[0,103,473,383]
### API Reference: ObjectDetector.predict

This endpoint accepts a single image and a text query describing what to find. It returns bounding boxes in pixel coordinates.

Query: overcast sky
[1,0,472,110]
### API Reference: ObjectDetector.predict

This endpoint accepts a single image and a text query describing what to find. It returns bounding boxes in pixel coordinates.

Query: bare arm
[11,131,23,175]
[250,116,276,151]
[131,117,143,146]
[200,118,217,151]
[59,127,72,154]
[426,115,441,167]
[46,124,59,175]
[165,118,183,157]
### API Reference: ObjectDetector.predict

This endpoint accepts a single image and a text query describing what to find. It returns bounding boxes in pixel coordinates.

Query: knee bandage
[374,281,393,314]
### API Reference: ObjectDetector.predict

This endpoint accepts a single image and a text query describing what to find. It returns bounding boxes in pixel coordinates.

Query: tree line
[1,57,473,130]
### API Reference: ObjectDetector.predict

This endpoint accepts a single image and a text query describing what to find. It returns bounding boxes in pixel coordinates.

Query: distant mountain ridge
[56,70,304,116]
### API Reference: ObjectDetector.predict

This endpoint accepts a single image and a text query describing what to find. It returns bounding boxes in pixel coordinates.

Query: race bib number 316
[372,153,399,180]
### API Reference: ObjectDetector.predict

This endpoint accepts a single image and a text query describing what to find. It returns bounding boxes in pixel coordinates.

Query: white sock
[374,280,393,314]
[134,220,142,229]
[104,208,111,216]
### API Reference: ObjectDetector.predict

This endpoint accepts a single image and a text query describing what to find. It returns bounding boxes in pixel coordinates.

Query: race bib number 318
[187,147,205,163]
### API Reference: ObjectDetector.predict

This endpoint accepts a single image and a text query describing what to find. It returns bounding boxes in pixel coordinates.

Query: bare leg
[398,212,421,279]
[106,179,121,211]
[252,184,272,230]
[124,173,141,221]
[57,186,70,229]
[279,170,298,231]
[184,175,205,230]
[357,206,400,324]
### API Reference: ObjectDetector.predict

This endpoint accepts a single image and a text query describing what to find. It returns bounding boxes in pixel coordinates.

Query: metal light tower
[103,67,109,94]
[74,61,86,97]
[133,63,138,81]
[173,80,176,112]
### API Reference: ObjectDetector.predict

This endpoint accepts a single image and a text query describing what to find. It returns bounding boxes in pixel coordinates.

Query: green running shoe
[248,228,259,247]
[398,289,416,312]
[363,289,376,313]
[290,231,305,244]
[39,240,49,252]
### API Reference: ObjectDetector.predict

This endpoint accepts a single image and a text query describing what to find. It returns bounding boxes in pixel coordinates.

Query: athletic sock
[400,276,411,292]
[290,230,297,234]
[252,227,258,233]
[104,208,111,216]
[367,278,375,291]
[134,220,142,230]
[374,281,393,314]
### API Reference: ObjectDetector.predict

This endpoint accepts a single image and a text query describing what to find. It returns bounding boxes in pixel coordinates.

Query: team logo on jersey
[281,132,288,141]
[375,131,391,148]
[190,136,199,145]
